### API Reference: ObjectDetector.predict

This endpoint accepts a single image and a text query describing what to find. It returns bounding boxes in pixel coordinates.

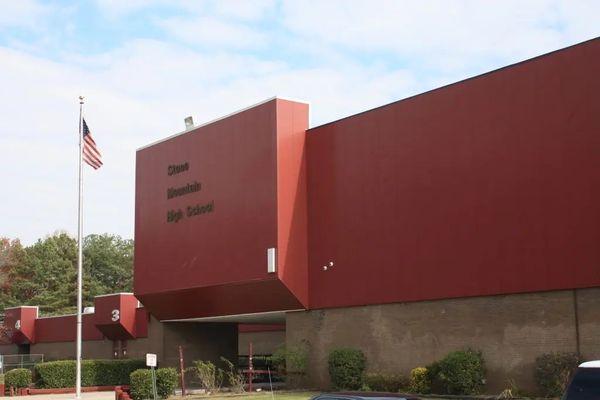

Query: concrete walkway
[0,391,115,400]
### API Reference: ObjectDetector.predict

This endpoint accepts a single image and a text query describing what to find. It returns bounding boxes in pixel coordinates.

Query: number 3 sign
[111,309,120,322]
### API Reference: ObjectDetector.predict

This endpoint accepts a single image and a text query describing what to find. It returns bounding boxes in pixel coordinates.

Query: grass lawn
[179,392,443,400]
[183,391,318,400]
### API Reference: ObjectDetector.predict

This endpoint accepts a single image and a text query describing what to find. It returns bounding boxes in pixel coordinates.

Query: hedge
[534,352,581,397]
[130,368,178,400]
[362,372,407,392]
[35,359,146,388]
[328,348,366,390]
[5,368,32,389]
[426,349,486,395]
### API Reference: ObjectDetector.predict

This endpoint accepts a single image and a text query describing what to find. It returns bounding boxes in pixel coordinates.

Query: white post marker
[146,353,158,400]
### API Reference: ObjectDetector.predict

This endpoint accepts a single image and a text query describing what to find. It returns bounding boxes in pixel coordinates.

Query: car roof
[579,360,600,368]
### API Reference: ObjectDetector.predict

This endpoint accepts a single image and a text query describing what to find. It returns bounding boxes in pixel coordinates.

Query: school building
[1,37,600,392]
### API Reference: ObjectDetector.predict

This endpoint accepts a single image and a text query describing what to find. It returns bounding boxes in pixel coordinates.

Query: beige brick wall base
[239,331,285,356]
[286,288,600,394]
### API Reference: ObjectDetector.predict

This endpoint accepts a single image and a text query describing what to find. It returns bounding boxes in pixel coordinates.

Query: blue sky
[0,0,599,244]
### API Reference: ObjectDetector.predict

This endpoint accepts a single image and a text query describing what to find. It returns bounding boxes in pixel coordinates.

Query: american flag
[82,119,103,169]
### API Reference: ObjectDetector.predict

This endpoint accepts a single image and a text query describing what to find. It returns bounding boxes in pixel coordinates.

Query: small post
[248,342,253,393]
[146,354,158,400]
[151,366,158,400]
[178,346,186,396]
[268,367,275,400]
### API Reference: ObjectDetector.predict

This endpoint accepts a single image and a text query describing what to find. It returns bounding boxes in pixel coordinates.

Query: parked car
[563,361,600,400]
[312,392,419,400]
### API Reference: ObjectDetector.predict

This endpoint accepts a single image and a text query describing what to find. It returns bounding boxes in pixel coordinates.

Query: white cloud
[213,0,276,21]
[94,0,276,21]
[157,16,267,48]
[93,0,163,19]
[280,0,600,71]
[0,0,51,29]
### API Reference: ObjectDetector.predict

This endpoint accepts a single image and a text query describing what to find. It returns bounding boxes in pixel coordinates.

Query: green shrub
[425,361,442,393]
[94,359,147,386]
[426,349,486,395]
[409,367,430,394]
[156,368,178,398]
[534,352,581,397]
[35,360,89,388]
[5,368,32,389]
[287,345,308,374]
[270,344,308,375]
[328,348,366,390]
[0,373,4,385]
[130,370,153,400]
[270,347,286,374]
[130,368,178,400]
[35,359,145,388]
[191,360,223,392]
[363,372,407,392]
[221,357,245,393]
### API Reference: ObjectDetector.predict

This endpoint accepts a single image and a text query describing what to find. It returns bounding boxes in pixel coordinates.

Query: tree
[1,232,133,316]
[0,238,26,304]
[0,323,14,344]
[83,234,134,299]
[10,232,78,315]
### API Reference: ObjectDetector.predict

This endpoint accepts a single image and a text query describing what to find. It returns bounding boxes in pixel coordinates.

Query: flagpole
[76,96,84,400]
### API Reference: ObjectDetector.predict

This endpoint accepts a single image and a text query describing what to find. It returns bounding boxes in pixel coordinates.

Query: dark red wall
[35,314,103,343]
[4,307,37,344]
[306,38,600,309]
[135,99,309,320]
[94,294,139,340]
[135,101,278,295]
[2,295,149,344]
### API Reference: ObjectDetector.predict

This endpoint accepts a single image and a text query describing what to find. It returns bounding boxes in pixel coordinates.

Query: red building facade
[306,37,600,309]
[135,38,600,317]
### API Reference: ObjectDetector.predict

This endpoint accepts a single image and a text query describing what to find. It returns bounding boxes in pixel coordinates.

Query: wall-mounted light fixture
[323,261,334,271]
